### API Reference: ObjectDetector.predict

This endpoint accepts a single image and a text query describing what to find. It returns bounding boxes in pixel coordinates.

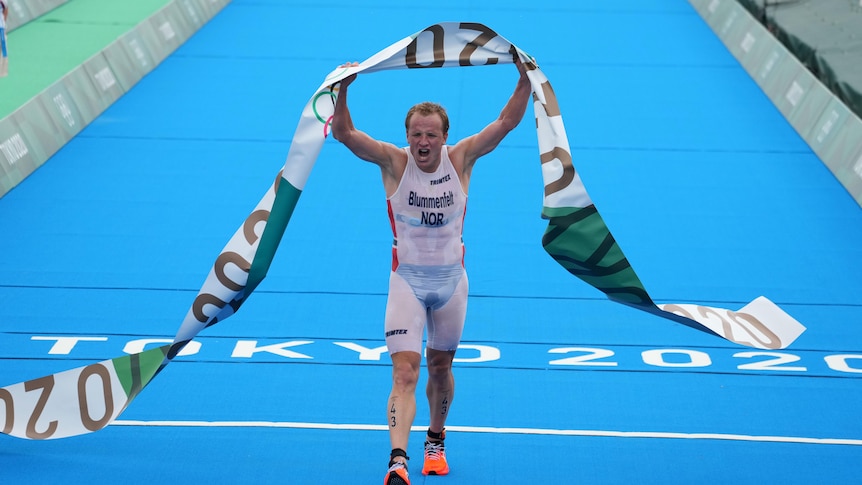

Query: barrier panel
[736,0,862,120]
[689,0,862,207]
[4,0,69,32]
[0,0,231,198]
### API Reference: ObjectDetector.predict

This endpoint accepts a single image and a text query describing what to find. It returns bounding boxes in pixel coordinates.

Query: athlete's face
[406,113,448,173]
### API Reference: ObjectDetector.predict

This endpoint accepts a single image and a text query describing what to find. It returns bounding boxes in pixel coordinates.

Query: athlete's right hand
[338,62,359,88]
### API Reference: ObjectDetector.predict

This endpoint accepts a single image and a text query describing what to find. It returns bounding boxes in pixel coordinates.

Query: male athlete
[331,56,530,485]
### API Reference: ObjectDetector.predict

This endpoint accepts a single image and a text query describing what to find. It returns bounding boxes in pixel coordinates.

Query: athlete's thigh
[384,271,427,354]
[426,271,468,352]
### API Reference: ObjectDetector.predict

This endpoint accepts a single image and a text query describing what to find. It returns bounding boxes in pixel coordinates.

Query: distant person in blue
[331,57,530,485]
[0,0,8,78]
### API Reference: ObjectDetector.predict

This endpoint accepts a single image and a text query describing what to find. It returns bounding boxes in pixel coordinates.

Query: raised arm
[450,57,532,171]
[331,71,402,168]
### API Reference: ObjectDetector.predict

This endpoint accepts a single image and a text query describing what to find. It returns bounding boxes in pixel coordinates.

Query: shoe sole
[386,470,410,485]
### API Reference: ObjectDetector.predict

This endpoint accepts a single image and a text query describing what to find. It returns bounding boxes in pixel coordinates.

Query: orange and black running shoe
[385,461,410,485]
[422,439,449,476]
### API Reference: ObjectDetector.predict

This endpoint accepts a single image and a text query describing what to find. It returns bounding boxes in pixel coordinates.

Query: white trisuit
[384,146,468,354]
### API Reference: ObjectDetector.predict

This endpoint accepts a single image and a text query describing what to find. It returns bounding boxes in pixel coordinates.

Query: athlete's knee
[391,351,421,389]
[425,349,455,381]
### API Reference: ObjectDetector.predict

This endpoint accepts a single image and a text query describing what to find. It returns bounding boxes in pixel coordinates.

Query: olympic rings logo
[312,89,337,137]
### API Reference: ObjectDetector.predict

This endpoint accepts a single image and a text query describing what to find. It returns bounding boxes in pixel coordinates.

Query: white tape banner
[0,22,805,440]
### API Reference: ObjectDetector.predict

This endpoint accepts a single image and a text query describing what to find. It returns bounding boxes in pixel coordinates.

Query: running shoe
[422,439,449,476]
[385,461,410,485]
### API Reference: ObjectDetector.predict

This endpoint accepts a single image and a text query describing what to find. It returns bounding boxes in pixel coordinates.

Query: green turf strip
[0,0,172,118]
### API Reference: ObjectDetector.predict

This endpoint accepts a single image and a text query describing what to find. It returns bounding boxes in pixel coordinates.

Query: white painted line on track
[111,420,862,446]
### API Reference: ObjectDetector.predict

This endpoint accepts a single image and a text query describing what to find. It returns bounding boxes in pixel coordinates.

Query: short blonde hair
[405,102,449,134]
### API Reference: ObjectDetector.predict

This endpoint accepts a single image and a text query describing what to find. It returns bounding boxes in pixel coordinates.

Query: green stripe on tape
[542,205,652,306]
[113,344,170,400]
[246,179,303,294]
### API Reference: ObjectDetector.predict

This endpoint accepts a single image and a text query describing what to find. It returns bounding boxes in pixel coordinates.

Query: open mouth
[418,149,430,157]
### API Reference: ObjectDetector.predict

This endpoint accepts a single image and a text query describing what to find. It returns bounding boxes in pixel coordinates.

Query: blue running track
[1,1,861,483]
